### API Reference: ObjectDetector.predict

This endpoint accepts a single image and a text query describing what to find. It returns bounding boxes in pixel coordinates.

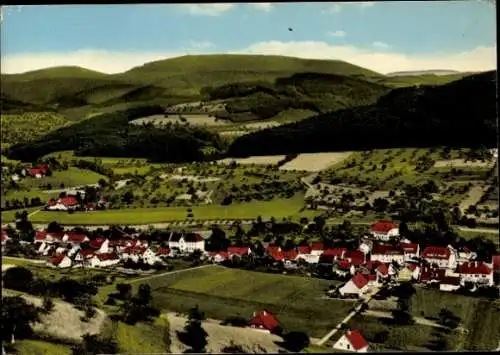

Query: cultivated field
[218,155,286,166]
[144,266,350,338]
[279,152,353,172]
[434,159,496,169]
[130,114,228,127]
[11,340,71,355]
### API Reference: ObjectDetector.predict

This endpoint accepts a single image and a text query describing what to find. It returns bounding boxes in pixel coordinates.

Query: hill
[227,70,498,156]
[3,66,107,80]
[386,70,462,77]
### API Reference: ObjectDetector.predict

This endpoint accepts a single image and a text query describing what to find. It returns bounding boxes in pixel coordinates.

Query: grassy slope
[145,266,349,337]
[12,340,71,355]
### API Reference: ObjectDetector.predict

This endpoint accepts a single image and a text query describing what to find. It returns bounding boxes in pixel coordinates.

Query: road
[315,287,381,346]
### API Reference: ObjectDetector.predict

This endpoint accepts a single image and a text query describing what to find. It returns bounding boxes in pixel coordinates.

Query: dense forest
[5,106,226,163]
[227,71,498,156]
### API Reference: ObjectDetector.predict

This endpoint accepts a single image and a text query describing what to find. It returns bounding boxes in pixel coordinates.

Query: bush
[42,297,55,314]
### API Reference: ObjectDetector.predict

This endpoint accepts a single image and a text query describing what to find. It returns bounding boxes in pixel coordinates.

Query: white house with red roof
[422,246,456,269]
[333,329,369,352]
[339,273,370,297]
[89,238,110,254]
[51,254,72,268]
[370,244,405,265]
[1,230,10,245]
[310,242,325,255]
[228,246,252,257]
[46,196,80,211]
[458,261,494,287]
[439,276,461,292]
[208,251,229,263]
[296,253,320,264]
[400,243,420,262]
[89,253,120,267]
[370,220,399,241]
[26,164,49,178]
[248,310,280,334]
[168,232,205,253]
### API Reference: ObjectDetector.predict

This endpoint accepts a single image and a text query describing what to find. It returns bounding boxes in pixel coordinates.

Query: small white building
[370,244,405,265]
[333,329,369,353]
[168,232,205,253]
[439,276,461,292]
[370,221,399,241]
[339,273,370,297]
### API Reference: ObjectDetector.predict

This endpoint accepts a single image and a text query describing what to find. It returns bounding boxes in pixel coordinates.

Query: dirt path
[165,312,284,353]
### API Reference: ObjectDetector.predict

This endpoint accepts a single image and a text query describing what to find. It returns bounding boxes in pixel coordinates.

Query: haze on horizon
[0,2,496,75]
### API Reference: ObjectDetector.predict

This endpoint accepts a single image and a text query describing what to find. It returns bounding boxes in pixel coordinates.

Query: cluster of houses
[9,163,51,182]
[45,193,108,212]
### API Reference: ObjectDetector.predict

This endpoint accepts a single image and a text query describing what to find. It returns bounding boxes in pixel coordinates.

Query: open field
[112,317,170,354]
[411,287,500,350]
[2,194,314,224]
[218,155,286,166]
[20,167,107,189]
[434,159,496,169]
[280,152,353,172]
[130,114,228,127]
[142,266,349,338]
[10,340,71,355]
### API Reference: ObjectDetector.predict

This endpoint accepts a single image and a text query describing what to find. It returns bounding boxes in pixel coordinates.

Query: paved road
[315,287,381,346]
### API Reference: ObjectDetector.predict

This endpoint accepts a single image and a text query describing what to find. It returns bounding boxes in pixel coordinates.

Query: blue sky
[1,2,496,74]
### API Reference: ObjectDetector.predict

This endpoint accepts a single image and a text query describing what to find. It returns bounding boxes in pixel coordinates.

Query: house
[323,248,347,260]
[265,244,281,255]
[398,264,419,282]
[422,246,456,269]
[333,260,356,277]
[310,242,325,255]
[400,243,420,262]
[333,329,369,353]
[95,253,121,267]
[74,249,96,266]
[370,244,404,265]
[296,253,320,264]
[376,263,390,280]
[419,266,446,284]
[248,310,280,334]
[457,247,477,265]
[370,220,399,241]
[1,230,9,245]
[89,238,109,254]
[339,273,370,297]
[345,250,366,266]
[208,251,229,263]
[168,232,205,253]
[65,232,89,245]
[156,247,171,258]
[458,261,494,287]
[51,254,72,268]
[46,196,80,211]
[228,246,252,257]
[297,245,312,255]
[439,276,461,292]
[27,164,49,178]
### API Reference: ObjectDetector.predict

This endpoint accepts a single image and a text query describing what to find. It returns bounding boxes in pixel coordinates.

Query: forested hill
[6,106,226,163]
[227,70,498,157]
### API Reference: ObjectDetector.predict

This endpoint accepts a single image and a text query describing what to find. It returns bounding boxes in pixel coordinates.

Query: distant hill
[227,71,498,156]
[0,55,476,119]
[386,69,462,77]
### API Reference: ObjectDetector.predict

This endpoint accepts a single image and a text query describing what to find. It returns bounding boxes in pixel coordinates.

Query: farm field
[111,318,171,354]
[10,340,71,355]
[279,152,353,172]
[130,114,228,127]
[411,287,500,350]
[1,194,317,224]
[434,159,495,169]
[20,167,107,189]
[144,266,349,338]
[217,155,286,166]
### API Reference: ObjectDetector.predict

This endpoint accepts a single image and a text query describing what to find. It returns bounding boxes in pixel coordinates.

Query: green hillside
[3,66,107,80]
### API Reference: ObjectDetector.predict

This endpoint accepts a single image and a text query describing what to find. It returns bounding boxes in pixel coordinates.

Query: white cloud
[323,2,375,14]
[249,3,274,12]
[328,30,347,38]
[177,4,234,16]
[372,41,390,49]
[188,41,215,50]
[1,42,496,75]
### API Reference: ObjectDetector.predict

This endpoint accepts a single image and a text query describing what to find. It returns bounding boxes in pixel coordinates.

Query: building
[458,261,494,287]
[370,220,399,241]
[46,196,80,211]
[27,164,49,178]
[422,246,457,269]
[400,243,420,262]
[51,254,72,268]
[94,253,121,267]
[248,310,280,334]
[208,251,229,263]
[370,244,405,265]
[168,232,205,253]
[339,273,370,297]
[1,230,9,245]
[439,276,461,292]
[310,242,325,256]
[333,329,369,353]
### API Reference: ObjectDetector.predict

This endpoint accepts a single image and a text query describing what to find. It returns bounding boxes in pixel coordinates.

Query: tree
[42,297,55,314]
[71,333,119,355]
[281,331,310,352]
[116,283,132,300]
[438,308,461,329]
[177,305,208,353]
[1,296,41,344]
[47,221,64,233]
[3,267,34,292]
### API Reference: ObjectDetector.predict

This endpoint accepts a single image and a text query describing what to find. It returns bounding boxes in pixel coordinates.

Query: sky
[0,1,496,74]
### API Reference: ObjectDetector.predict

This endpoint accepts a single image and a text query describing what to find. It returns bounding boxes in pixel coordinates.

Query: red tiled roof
[323,248,347,258]
[371,220,398,233]
[47,199,57,206]
[184,233,204,242]
[365,260,381,271]
[228,246,250,256]
[79,249,95,258]
[97,252,119,261]
[458,262,492,275]
[351,273,369,289]
[371,244,403,255]
[266,244,281,253]
[89,238,106,249]
[282,250,298,260]
[441,276,461,286]
[377,263,389,276]
[345,250,365,265]
[108,239,129,247]
[400,243,419,253]
[492,255,500,271]
[311,242,324,251]
[29,168,44,176]
[123,246,147,255]
[59,196,79,206]
[297,245,311,254]
[420,266,446,282]
[67,232,88,243]
[271,251,284,261]
[422,246,451,259]
[51,254,65,266]
[337,260,351,270]
[249,310,280,332]
[345,329,369,351]
[157,247,170,256]
[407,263,418,271]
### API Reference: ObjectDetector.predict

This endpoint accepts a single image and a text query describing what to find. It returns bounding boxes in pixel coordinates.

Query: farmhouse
[168,232,205,253]
[370,220,399,241]
[46,196,80,211]
[458,261,494,287]
[51,254,72,268]
[248,310,280,334]
[89,238,110,253]
[94,252,121,267]
[333,329,369,353]
[26,164,49,178]
[339,273,370,297]
[228,246,252,256]
[370,244,404,265]
[422,246,456,269]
